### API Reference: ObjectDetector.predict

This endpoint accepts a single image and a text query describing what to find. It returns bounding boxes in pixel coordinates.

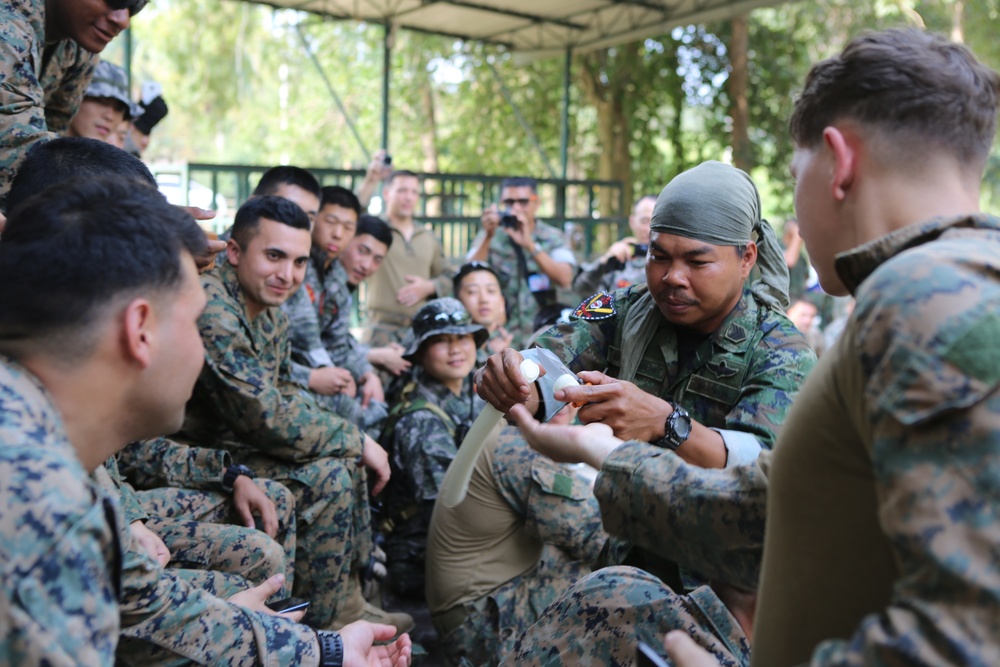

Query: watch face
[673,415,692,440]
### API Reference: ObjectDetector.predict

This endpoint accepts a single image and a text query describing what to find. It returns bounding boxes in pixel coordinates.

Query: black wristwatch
[652,402,692,450]
[221,463,255,493]
[316,630,344,667]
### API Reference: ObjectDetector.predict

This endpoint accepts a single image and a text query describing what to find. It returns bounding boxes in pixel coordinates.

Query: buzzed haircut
[231,195,311,250]
[790,28,1000,166]
[0,177,206,362]
[321,185,362,216]
[253,166,321,199]
[7,137,156,214]
[356,214,393,249]
[500,176,538,192]
[385,169,419,187]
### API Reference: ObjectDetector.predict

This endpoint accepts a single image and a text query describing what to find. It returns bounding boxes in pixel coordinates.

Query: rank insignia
[573,292,617,320]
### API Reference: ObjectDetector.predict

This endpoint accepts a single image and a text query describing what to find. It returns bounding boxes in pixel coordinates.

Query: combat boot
[329,575,415,636]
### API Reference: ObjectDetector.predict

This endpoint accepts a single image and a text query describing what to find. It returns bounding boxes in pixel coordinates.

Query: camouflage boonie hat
[403,297,488,361]
[85,61,136,119]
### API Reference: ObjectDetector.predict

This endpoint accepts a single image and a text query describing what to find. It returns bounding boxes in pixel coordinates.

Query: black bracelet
[316,630,344,667]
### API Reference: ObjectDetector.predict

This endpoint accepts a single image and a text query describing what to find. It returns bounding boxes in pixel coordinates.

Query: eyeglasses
[501,197,535,208]
[105,0,148,16]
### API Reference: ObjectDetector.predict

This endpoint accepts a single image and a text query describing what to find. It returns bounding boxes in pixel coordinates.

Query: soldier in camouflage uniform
[377,298,487,598]
[174,195,413,633]
[426,409,609,667]
[0,0,143,212]
[510,28,1000,667]
[572,194,657,298]
[468,177,577,348]
[284,187,389,435]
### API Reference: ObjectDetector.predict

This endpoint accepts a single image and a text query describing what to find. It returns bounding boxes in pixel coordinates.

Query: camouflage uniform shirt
[284,254,373,387]
[0,355,122,665]
[468,221,576,348]
[380,369,483,596]
[177,260,365,464]
[0,0,98,210]
[754,214,1000,666]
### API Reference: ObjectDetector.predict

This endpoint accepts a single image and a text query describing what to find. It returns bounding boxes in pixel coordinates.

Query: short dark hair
[253,166,321,199]
[8,137,156,214]
[452,261,501,295]
[356,214,393,249]
[790,28,1000,167]
[231,195,311,249]
[500,177,538,192]
[385,169,418,186]
[320,185,362,216]
[0,177,206,361]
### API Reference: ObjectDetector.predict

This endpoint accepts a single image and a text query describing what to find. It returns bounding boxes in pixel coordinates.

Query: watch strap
[316,630,344,667]
[221,463,254,493]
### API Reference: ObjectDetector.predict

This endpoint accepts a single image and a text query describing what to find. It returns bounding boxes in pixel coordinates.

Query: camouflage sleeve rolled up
[118,438,231,492]
[493,425,608,564]
[806,230,1000,667]
[595,441,768,591]
[116,528,321,666]
[190,270,364,462]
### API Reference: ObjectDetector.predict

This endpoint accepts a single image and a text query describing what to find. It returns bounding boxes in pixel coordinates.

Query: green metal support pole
[124,28,132,96]
[382,23,392,152]
[557,46,571,218]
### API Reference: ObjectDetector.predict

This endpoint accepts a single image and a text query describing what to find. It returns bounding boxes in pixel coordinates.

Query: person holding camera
[467,177,576,348]
[573,194,657,298]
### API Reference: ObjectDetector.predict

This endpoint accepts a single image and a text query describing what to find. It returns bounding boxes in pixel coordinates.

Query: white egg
[553,373,580,393]
[519,359,540,383]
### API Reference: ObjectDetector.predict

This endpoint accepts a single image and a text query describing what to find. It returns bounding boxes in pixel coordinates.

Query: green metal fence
[151,163,631,260]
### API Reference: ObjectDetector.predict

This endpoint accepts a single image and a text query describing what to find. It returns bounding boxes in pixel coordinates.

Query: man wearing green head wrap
[476,160,814,467]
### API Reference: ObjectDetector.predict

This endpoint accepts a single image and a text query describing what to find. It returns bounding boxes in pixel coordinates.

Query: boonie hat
[403,298,488,362]
[85,61,135,119]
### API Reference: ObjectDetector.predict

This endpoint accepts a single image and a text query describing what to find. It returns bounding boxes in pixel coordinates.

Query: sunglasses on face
[105,0,148,16]
[501,197,535,208]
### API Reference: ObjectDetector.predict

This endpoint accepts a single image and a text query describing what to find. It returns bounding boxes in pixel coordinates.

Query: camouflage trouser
[434,435,610,666]
[137,479,297,598]
[241,453,373,628]
[504,566,750,667]
[436,544,592,667]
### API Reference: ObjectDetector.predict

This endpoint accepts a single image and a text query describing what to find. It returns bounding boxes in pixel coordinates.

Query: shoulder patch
[573,292,617,321]
[943,312,1000,385]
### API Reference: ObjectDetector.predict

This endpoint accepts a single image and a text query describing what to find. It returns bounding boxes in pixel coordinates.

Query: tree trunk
[729,14,752,172]
[579,47,635,219]
[951,0,965,43]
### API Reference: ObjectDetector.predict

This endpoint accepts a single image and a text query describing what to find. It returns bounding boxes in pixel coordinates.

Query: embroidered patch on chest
[573,292,617,320]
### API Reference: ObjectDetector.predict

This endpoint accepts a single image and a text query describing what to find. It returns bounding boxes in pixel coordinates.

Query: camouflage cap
[403,297,488,361]
[85,61,135,119]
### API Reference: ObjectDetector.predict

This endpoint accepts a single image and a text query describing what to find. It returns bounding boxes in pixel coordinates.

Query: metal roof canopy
[248,0,785,57]
[222,0,787,209]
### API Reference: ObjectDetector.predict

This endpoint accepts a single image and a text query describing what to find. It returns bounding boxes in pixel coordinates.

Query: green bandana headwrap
[650,161,789,311]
